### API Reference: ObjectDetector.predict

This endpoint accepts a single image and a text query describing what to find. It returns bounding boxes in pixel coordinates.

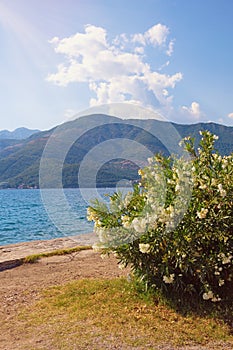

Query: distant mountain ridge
[0,115,232,188]
[0,127,40,140]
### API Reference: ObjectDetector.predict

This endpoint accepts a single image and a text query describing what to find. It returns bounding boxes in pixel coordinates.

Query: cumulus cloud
[132,24,169,47]
[47,24,181,111]
[181,102,205,121]
[227,112,233,119]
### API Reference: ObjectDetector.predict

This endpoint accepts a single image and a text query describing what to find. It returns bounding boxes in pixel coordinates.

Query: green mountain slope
[0,115,232,188]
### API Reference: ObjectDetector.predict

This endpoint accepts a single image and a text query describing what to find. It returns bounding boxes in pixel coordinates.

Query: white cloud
[132,24,169,47]
[47,24,182,113]
[158,60,170,71]
[227,112,233,119]
[52,25,108,58]
[181,102,204,120]
[131,33,146,46]
[166,40,175,56]
[134,46,144,54]
[145,24,169,46]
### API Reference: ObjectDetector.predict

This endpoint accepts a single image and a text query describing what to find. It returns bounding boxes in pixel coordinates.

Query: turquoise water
[0,188,114,246]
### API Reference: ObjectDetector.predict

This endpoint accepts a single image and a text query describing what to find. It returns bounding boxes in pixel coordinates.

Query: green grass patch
[18,278,233,349]
[23,245,92,263]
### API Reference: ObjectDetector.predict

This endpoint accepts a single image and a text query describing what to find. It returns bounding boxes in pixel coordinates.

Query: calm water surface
[0,188,117,246]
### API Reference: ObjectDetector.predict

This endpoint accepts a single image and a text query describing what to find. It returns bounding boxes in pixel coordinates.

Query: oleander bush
[88,131,233,303]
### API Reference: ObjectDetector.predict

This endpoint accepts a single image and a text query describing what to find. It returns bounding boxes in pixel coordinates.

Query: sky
[0,0,233,131]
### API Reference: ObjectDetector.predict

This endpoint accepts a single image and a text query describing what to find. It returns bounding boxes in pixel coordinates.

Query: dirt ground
[0,249,232,350]
[0,249,131,350]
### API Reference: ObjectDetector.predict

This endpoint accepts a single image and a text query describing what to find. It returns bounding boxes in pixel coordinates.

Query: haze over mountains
[0,115,232,189]
[0,127,40,140]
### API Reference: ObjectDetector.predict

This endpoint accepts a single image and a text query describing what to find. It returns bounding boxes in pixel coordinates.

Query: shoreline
[0,232,97,269]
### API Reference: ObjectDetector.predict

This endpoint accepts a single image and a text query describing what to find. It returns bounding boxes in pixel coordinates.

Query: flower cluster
[88,131,233,303]
[163,274,175,284]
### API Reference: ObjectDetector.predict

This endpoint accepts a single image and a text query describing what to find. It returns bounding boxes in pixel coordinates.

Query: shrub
[88,131,233,303]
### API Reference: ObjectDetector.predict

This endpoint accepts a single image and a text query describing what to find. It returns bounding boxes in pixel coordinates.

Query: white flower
[218,183,223,191]
[213,134,219,140]
[222,158,228,169]
[163,274,175,284]
[199,183,207,190]
[178,140,184,147]
[197,208,208,219]
[175,184,181,192]
[94,219,102,227]
[87,208,97,221]
[167,178,174,185]
[211,296,221,302]
[219,253,232,265]
[121,215,131,229]
[202,290,214,300]
[132,217,147,233]
[139,243,150,254]
[124,193,132,206]
[217,184,226,197]
[218,279,225,287]
[220,190,226,197]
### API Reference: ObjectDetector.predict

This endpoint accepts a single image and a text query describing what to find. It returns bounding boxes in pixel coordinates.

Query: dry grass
[16,278,233,350]
[22,245,92,263]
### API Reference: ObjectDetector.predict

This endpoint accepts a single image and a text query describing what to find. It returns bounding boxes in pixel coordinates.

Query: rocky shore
[0,232,97,271]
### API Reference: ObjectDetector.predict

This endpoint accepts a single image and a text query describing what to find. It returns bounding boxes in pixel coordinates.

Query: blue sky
[0,0,233,130]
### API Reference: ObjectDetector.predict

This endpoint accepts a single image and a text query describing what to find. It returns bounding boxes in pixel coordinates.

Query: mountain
[0,139,20,152]
[0,115,232,189]
[0,127,40,140]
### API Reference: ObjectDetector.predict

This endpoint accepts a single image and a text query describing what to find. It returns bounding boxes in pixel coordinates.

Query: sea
[0,188,121,246]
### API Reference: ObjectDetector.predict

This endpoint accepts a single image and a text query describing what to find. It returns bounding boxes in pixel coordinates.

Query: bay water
[0,188,118,246]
